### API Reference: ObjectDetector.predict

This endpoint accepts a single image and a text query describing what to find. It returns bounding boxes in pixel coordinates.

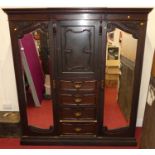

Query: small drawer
[59,93,96,105]
[60,107,96,120]
[59,80,97,92]
[60,122,96,135]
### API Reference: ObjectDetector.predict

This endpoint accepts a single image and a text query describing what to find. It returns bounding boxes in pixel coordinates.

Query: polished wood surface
[60,106,96,120]
[59,93,97,105]
[56,20,99,138]
[60,122,97,135]
[3,8,152,145]
[58,80,97,92]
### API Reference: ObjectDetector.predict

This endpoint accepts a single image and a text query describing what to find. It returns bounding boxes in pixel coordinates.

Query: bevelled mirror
[17,22,54,130]
[104,25,138,130]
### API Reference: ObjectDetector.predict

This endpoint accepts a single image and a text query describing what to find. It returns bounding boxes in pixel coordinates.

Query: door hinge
[99,20,102,35]
[53,80,56,89]
[53,23,57,35]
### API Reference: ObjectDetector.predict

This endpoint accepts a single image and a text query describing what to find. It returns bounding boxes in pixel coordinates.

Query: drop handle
[73,81,83,89]
[74,112,82,117]
[74,98,82,103]
[74,127,82,132]
[74,83,82,89]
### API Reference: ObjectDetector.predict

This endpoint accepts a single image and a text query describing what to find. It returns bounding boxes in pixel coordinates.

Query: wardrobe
[4,8,152,145]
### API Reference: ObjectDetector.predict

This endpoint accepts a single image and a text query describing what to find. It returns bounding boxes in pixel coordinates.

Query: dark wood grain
[60,122,97,135]
[59,106,96,120]
[59,93,97,106]
[4,8,152,145]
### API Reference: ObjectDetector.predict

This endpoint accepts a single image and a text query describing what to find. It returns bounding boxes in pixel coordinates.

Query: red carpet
[104,87,128,129]
[27,100,53,129]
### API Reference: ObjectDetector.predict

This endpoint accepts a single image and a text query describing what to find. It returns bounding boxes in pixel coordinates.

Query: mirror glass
[19,27,53,129]
[104,27,138,130]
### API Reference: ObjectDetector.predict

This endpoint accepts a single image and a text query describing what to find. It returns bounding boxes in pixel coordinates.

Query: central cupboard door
[51,20,103,135]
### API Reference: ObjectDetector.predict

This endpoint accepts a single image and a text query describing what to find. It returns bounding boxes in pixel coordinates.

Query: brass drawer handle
[74,112,82,117]
[73,81,83,89]
[74,98,82,103]
[74,127,82,132]
[74,83,82,89]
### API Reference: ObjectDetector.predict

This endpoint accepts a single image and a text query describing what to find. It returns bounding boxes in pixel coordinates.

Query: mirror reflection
[19,28,53,129]
[104,27,138,129]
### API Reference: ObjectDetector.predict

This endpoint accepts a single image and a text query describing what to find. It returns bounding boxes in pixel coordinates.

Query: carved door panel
[51,20,101,135]
[55,20,99,78]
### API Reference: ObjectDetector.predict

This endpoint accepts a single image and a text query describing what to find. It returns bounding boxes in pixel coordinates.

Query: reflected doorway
[104,27,138,130]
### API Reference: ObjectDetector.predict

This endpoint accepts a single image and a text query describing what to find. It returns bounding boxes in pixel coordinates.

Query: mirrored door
[17,22,54,130]
[103,23,138,131]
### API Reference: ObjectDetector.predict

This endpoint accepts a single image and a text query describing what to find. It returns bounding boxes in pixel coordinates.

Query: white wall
[121,31,137,62]
[136,9,155,126]
[0,0,155,126]
[0,9,19,111]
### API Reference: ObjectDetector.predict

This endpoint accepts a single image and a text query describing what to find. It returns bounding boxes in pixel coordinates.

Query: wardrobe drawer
[59,93,96,105]
[60,107,96,120]
[58,80,97,92]
[60,122,96,135]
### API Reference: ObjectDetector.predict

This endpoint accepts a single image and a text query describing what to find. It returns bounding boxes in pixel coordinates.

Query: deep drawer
[58,80,97,92]
[60,107,96,120]
[60,122,96,135]
[59,93,97,105]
